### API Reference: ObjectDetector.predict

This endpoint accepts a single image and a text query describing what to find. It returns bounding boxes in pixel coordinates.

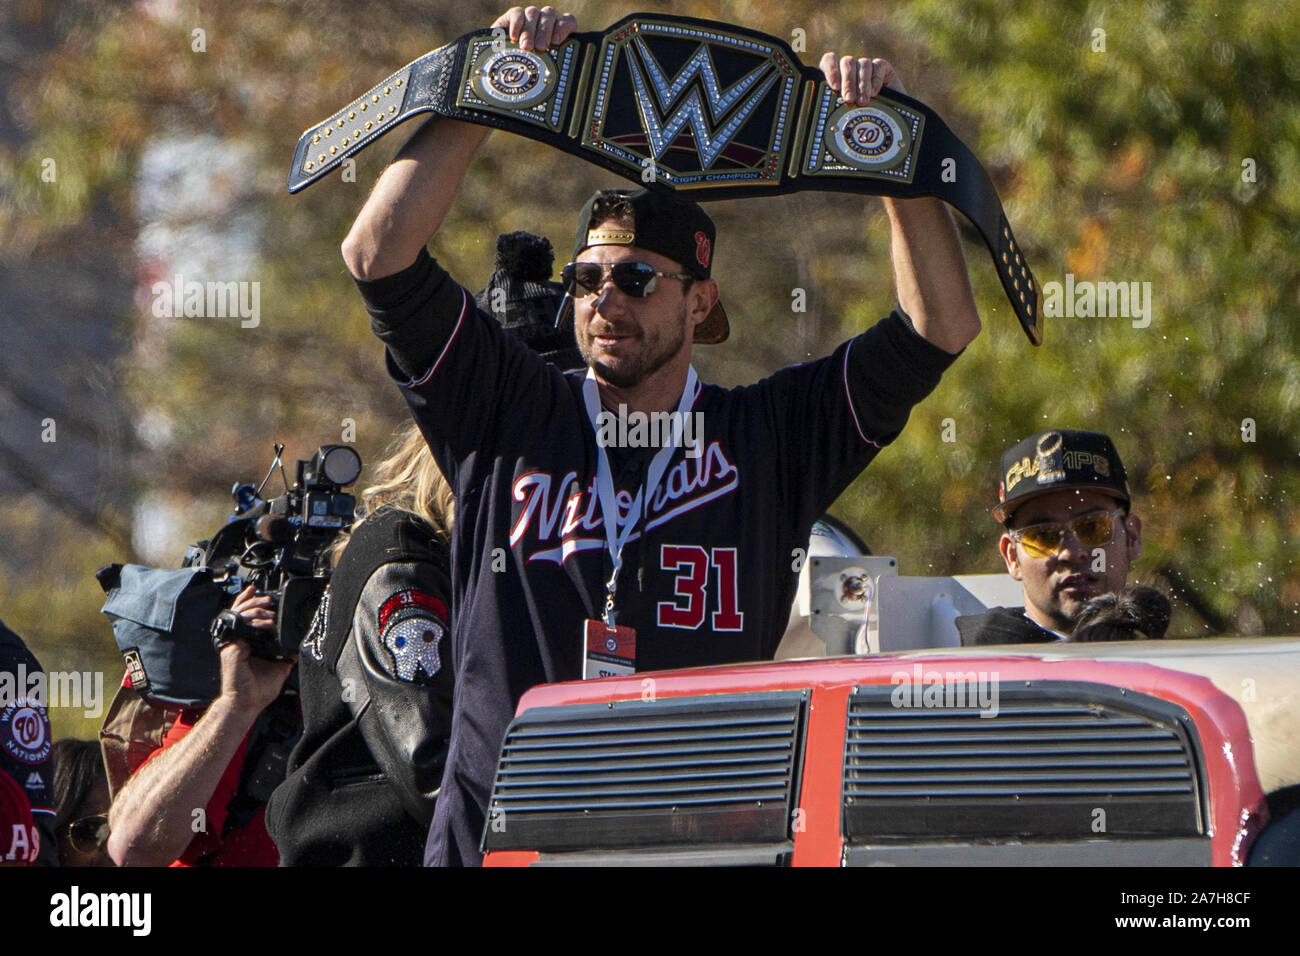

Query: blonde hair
[330,421,454,564]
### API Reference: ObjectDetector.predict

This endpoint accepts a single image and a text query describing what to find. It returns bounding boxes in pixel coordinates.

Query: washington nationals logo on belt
[1,698,51,765]
[472,48,556,108]
[828,105,910,168]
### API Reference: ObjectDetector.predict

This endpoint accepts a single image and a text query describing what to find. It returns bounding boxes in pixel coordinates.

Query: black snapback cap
[994,428,1131,523]
[572,188,729,344]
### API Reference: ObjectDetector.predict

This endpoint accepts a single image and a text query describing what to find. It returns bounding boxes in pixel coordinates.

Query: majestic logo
[122,647,149,690]
[625,35,779,169]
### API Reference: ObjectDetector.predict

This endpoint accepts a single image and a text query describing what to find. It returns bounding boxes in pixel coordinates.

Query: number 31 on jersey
[657,545,744,631]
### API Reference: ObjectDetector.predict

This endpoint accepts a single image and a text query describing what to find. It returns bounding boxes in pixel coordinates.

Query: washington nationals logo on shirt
[1,698,51,765]
[508,439,740,564]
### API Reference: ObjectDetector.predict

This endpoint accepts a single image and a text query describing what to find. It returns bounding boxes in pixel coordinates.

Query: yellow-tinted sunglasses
[1009,508,1126,559]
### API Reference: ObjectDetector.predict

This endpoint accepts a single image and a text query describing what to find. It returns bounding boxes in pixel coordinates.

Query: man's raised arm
[341,7,577,280]
[341,118,489,280]
[821,53,982,355]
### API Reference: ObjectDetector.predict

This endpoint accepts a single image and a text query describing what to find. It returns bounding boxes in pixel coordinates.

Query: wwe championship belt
[289,14,1043,344]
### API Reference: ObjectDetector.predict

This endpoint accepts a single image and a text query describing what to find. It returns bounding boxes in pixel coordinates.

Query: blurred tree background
[1,0,1296,740]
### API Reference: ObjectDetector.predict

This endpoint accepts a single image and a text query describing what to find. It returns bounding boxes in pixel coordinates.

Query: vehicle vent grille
[483,691,806,853]
[842,681,1205,840]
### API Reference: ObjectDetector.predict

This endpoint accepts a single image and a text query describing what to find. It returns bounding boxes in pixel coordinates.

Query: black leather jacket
[266,508,453,865]
[954,606,1061,646]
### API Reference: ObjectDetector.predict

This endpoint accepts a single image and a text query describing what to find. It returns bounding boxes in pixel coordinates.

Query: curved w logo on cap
[695,231,712,268]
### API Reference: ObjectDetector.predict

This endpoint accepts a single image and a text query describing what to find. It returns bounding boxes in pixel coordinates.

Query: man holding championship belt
[341,6,980,865]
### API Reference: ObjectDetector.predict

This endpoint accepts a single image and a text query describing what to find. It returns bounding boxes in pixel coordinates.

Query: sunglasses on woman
[1009,508,1127,559]
[560,261,693,299]
[67,814,110,853]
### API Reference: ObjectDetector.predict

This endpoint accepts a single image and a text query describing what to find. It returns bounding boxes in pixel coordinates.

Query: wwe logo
[626,35,778,168]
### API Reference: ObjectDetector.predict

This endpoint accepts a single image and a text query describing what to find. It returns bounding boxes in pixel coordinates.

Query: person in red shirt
[0,769,38,866]
[107,585,290,866]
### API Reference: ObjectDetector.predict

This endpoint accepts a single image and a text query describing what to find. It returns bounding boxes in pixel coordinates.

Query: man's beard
[579,301,689,389]
[1050,573,1103,632]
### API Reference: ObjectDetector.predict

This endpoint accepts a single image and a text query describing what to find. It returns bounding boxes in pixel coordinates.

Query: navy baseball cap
[573,188,729,344]
[994,429,1131,523]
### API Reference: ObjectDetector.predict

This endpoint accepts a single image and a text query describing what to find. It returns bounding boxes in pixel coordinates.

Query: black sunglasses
[560,261,693,299]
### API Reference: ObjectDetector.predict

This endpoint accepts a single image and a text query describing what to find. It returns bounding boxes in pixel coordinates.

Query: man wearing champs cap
[342,7,980,866]
[956,429,1145,645]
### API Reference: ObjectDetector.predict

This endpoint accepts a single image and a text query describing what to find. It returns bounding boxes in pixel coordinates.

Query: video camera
[189,443,363,661]
[98,443,362,708]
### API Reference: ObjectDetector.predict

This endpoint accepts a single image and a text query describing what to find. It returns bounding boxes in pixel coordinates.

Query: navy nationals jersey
[359,249,958,865]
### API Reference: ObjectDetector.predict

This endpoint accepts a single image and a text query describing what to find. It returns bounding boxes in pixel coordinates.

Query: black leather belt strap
[289,13,1042,344]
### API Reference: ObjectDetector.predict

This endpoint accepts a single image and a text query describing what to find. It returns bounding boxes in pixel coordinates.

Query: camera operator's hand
[230,583,274,629]
[216,640,294,716]
[217,585,292,713]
